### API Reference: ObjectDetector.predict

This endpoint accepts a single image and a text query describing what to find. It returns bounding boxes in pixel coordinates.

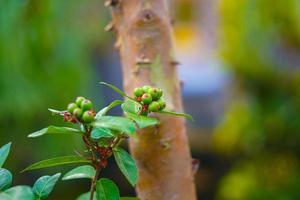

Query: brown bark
[106,0,197,199]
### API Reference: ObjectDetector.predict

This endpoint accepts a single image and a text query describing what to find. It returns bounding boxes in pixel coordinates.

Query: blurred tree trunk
[106,0,196,199]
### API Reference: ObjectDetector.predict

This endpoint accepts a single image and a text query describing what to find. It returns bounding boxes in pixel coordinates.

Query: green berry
[75,96,85,106]
[82,111,94,123]
[149,101,160,112]
[141,93,152,104]
[67,103,78,114]
[134,87,144,97]
[149,88,160,100]
[142,85,151,93]
[157,99,166,110]
[73,108,83,118]
[81,99,93,111]
[157,88,163,98]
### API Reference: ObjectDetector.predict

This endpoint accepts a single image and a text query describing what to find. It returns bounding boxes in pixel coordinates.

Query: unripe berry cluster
[134,86,166,115]
[67,97,95,123]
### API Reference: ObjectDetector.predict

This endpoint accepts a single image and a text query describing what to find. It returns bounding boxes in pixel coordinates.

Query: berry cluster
[66,97,95,123]
[134,86,166,115]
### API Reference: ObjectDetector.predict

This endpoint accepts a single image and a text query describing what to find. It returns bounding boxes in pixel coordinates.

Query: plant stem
[90,166,101,200]
[86,129,124,200]
[109,135,122,149]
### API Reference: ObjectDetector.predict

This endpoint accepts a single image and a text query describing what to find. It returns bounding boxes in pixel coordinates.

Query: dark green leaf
[0,186,34,200]
[125,113,159,129]
[121,100,141,114]
[96,100,123,118]
[96,178,119,200]
[93,116,136,135]
[99,82,134,101]
[0,142,11,168]
[158,110,193,120]
[120,198,139,200]
[28,126,83,138]
[32,173,61,200]
[0,168,12,191]
[113,148,138,186]
[91,128,114,140]
[62,165,95,180]
[21,156,90,172]
[76,192,97,200]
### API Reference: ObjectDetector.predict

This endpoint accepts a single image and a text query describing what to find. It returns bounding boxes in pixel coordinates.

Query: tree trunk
[106,0,197,199]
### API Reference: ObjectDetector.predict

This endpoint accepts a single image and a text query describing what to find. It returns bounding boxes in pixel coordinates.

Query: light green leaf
[62,165,95,180]
[0,192,9,199]
[120,198,139,200]
[96,178,119,200]
[96,100,123,118]
[125,113,159,129]
[121,100,141,114]
[0,142,11,168]
[48,108,66,115]
[0,168,12,191]
[100,82,134,101]
[97,138,113,147]
[76,192,97,200]
[93,116,136,135]
[91,128,114,140]
[32,173,61,200]
[113,148,138,186]
[0,186,34,200]
[99,82,127,97]
[80,124,85,132]
[158,110,193,120]
[21,156,90,172]
[28,126,83,138]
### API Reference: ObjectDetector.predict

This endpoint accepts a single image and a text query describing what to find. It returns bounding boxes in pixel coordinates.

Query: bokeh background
[1,0,300,199]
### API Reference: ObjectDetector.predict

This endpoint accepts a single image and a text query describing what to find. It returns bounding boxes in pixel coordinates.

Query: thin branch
[90,166,102,200]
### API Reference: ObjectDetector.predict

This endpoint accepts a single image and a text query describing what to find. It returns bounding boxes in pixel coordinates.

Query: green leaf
[0,142,11,168]
[125,113,159,129]
[100,82,134,101]
[62,165,95,180]
[113,148,138,186]
[48,108,66,115]
[97,138,113,147]
[91,128,114,140]
[0,168,12,191]
[28,126,83,138]
[76,192,97,200]
[120,198,139,200]
[96,178,119,200]
[158,110,193,120]
[99,82,127,98]
[93,116,136,135]
[96,100,123,118]
[32,173,61,200]
[21,156,90,172]
[121,100,141,114]
[0,186,34,200]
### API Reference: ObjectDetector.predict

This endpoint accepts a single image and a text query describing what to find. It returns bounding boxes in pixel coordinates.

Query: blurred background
[1,0,300,199]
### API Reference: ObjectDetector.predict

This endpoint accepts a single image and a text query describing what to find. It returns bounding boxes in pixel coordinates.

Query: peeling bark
[106,1,197,199]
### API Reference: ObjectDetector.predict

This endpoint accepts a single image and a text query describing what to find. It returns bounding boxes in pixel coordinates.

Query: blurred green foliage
[0,0,110,174]
[214,0,300,199]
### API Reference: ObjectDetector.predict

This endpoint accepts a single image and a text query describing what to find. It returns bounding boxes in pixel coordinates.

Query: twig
[90,166,102,200]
